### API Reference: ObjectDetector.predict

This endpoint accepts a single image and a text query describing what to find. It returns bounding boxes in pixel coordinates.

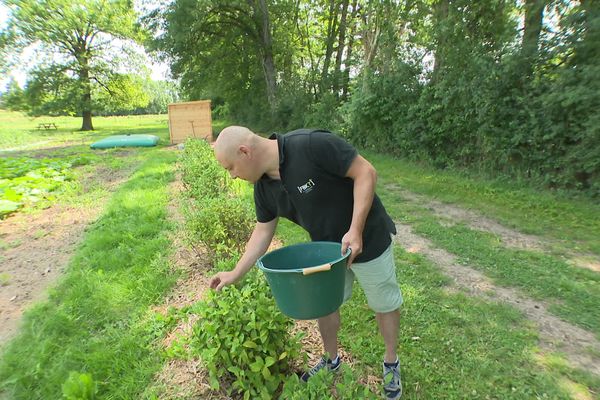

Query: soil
[0,155,137,347]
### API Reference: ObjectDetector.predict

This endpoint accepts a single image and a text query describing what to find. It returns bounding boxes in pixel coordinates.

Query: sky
[0,3,171,93]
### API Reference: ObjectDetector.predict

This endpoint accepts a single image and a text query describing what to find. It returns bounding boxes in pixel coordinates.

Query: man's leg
[301,309,341,382]
[376,309,400,363]
[317,309,340,359]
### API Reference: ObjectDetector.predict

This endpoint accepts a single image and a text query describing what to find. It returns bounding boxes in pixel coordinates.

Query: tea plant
[279,365,378,399]
[61,372,97,400]
[189,272,302,400]
[178,138,254,259]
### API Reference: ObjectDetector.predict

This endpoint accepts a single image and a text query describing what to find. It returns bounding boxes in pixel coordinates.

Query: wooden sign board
[168,100,213,144]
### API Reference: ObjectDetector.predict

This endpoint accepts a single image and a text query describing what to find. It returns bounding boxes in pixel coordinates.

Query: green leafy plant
[189,272,302,400]
[178,137,254,259]
[0,155,94,218]
[61,372,97,400]
[178,138,230,200]
[182,194,254,259]
[279,365,378,399]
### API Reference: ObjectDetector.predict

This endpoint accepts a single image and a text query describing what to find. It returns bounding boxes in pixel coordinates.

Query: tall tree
[521,0,546,78]
[2,0,142,130]
[432,0,449,83]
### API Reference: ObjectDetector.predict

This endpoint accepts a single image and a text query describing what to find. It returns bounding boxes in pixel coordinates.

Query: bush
[189,272,302,400]
[178,138,230,200]
[182,194,254,259]
[279,365,378,400]
[178,138,254,259]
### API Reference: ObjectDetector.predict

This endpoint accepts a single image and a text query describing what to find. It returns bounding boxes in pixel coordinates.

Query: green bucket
[257,242,351,320]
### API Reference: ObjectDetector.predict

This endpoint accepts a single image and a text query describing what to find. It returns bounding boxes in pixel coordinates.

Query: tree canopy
[146,0,599,195]
[1,0,145,129]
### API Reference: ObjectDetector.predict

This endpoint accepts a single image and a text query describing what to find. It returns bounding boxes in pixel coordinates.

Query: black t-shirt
[254,129,396,262]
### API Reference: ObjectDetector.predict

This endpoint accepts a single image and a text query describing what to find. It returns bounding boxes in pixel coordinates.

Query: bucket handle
[301,263,332,275]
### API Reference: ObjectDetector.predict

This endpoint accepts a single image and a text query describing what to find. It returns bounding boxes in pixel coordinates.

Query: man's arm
[209,218,278,291]
[341,155,377,265]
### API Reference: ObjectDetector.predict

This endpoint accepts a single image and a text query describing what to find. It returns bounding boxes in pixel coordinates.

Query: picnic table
[37,122,58,130]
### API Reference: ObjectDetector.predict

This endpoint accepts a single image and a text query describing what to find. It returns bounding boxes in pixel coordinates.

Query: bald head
[212,125,280,182]
[214,126,256,160]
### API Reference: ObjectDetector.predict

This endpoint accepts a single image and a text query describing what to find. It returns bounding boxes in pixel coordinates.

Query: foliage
[279,365,377,399]
[92,74,150,115]
[178,138,254,259]
[61,372,97,400]
[2,0,144,129]
[0,78,27,112]
[189,272,301,400]
[147,0,599,196]
[178,138,230,199]
[0,155,94,218]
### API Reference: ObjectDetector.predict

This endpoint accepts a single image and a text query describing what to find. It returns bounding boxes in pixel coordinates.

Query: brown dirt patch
[394,222,600,376]
[389,186,600,273]
[0,160,136,347]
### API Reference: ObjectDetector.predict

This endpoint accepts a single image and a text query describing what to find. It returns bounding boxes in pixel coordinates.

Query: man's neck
[263,137,281,180]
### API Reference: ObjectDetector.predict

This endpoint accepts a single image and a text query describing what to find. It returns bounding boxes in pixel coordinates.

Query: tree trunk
[432,0,449,84]
[79,60,94,131]
[361,3,381,91]
[333,0,350,96]
[521,0,545,78]
[320,0,340,95]
[577,0,600,65]
[342,0,358,99]
[252,0,277,113]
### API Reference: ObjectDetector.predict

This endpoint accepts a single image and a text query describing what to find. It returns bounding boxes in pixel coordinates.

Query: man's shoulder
[283,128,332,137]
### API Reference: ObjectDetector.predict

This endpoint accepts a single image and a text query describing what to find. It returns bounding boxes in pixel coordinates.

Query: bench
[37,123,58,130]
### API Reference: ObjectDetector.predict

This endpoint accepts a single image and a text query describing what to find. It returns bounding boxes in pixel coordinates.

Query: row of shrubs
[175,138,377,399]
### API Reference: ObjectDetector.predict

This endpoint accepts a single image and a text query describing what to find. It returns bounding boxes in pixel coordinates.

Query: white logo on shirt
[297,179,315,194]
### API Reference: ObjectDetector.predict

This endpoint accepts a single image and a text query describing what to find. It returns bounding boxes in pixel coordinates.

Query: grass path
[0,148,178,399]
[393,222,600,376]
[2,113,599,399]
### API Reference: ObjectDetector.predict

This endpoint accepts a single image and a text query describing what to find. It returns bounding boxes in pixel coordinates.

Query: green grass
[272,151,600,398]
[382,191,600,336]
[366,151,600,256]
[0,149,178,399]
[0,110,171,151]
[276,222,600,399]
[2,114,598,399]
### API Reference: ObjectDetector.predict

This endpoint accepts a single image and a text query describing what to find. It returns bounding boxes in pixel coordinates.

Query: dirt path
[393,222,600,376]
[389,186,600,273]
[0,159,136,347]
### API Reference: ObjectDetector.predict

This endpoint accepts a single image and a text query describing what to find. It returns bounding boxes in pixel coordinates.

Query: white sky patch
[0,1,172,92]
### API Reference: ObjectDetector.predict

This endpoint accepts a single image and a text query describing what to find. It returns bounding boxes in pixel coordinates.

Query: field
[0,110,599,399]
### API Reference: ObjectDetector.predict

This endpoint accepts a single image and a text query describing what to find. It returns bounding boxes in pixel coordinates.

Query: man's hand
[341,229,362,266]
[209,270,240,291]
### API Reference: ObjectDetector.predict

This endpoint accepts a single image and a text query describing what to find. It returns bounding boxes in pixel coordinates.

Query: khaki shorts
[343,243,403,313]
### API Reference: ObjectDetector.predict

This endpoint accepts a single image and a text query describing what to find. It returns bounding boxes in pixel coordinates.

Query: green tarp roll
[90,134,159,149]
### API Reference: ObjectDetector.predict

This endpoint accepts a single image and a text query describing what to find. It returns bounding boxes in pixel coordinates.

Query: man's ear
[238,144,251,158]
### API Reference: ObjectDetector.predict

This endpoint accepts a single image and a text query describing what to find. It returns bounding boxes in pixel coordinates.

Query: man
[209,126,403,399]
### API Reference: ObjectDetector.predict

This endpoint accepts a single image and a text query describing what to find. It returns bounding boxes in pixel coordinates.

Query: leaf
[262,366,272,380]
[209,375,220,390]
[0,200,20,216]
[249,360,263,373]
[264,356,275,367]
